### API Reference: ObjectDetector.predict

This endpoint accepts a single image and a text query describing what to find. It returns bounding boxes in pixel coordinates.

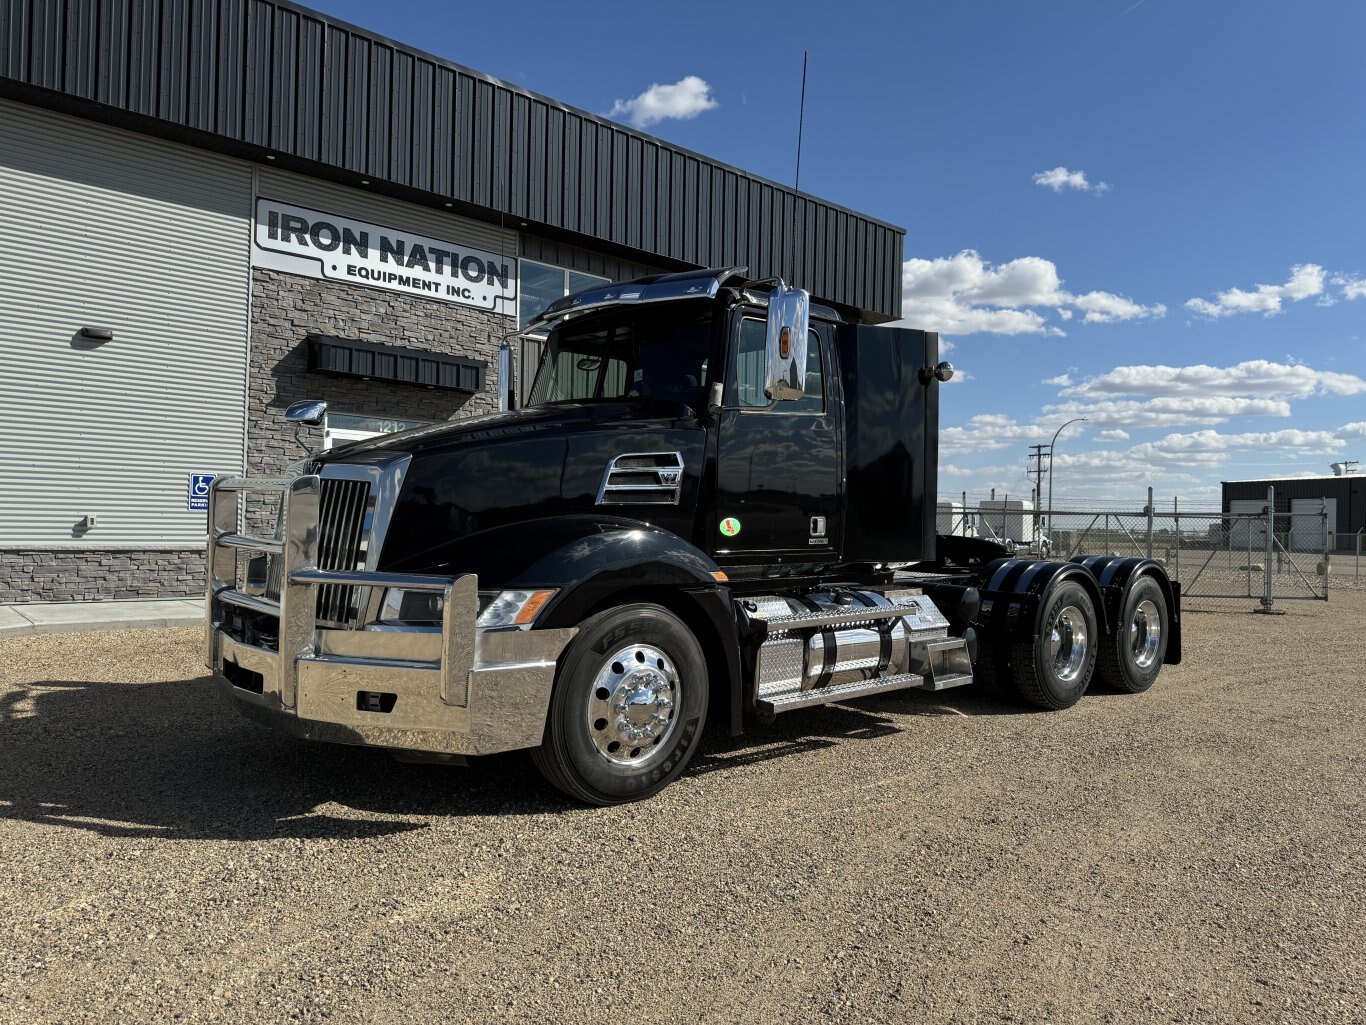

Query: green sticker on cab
[719,516,742,538]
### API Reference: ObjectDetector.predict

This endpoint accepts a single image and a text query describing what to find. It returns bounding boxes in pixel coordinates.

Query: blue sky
[308,0,1365,505]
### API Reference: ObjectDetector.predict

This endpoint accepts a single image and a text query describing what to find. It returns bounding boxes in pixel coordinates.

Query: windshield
[526,303,714,410]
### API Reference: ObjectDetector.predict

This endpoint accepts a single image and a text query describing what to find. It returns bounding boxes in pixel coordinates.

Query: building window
[518,259,610,332]
[323,412,429,451]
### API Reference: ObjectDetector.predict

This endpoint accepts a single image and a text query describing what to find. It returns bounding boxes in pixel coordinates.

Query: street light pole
[1045,417,1088,542]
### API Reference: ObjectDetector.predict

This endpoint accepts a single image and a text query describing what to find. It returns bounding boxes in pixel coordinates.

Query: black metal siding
[1223,478,1365,538]
[0,0,904,320]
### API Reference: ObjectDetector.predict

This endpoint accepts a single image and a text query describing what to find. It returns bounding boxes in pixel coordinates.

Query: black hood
[340,401,708,574]
[316,399,698,464]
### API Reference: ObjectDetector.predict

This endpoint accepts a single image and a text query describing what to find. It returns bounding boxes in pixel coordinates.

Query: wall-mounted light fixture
[79,326,114,341]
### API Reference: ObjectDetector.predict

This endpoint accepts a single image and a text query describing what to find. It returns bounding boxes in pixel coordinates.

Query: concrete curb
[0,599,204,639]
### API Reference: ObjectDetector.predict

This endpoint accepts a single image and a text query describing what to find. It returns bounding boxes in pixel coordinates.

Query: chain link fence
[939,487,1340,612]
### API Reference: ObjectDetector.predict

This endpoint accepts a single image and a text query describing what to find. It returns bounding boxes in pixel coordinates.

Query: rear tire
[1096,575,1168,693]
[1010,579,1098,710]
[531,603,708,805]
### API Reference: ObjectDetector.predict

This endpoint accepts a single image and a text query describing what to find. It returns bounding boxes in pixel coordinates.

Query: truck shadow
[0,675,1035,840]
[0,675,568,841]
[686,684,1037,778]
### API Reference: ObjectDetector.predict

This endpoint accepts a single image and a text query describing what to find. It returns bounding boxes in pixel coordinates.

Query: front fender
[472,522,737,738]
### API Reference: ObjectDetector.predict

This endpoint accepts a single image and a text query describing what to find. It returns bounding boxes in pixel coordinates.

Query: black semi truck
[207,267,1180,805]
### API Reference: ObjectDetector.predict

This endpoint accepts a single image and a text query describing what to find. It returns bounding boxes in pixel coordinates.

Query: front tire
[532,603,708,805]
[1096,575,1168,693]
[1010,579,1098,710]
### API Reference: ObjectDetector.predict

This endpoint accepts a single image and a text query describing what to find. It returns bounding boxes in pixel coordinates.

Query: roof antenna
[790,50,808,281]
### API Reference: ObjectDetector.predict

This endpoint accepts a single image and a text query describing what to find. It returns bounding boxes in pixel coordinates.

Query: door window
[728,318,824,412]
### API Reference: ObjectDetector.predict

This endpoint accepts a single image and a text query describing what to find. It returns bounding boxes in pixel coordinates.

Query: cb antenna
[791,50,808,280]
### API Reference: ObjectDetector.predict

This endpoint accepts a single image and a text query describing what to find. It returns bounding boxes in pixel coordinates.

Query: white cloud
[940,414,1053,454]
[1333,275,1366,300]
[1136,428,1344,458]
[1341,421,1366,439]
[1043,373,1073,387]
[1070,290,1167,324]
[894,250,1164,337]
[1095,428,1130,441]
[1185,264,1326,318]
[1033,166,1111,194]
[1061,359,1366,400]
[1042,396,1292,430]
[608,76,718,129]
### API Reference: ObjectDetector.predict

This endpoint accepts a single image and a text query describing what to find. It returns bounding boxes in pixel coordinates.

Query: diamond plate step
[756,673,926,716]
[922,671,973,692]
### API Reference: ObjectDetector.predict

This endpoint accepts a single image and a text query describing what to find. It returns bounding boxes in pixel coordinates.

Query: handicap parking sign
[187,473,216,511]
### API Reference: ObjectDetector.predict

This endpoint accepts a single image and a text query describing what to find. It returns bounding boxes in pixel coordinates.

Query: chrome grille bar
[315,478,372,626]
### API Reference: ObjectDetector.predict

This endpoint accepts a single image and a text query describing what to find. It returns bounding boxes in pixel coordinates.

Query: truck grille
[315,477,373,625]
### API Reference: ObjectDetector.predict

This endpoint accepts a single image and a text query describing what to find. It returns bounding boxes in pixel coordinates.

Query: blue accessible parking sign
[187,473,216,511]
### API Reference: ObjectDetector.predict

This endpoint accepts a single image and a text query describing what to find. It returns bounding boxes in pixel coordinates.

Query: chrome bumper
[206,473,576,756]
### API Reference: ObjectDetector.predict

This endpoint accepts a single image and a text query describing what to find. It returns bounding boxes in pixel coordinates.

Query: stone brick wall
[0,549,204,604]
[248,268,504,479]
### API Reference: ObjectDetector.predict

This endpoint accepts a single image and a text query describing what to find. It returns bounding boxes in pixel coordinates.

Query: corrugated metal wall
[0,0,905,321]
[257,165,515,257]
[1223,477,1364,549]
[0,98,251,546]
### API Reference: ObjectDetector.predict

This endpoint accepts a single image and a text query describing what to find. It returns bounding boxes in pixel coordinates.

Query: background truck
[207,267,1180,805]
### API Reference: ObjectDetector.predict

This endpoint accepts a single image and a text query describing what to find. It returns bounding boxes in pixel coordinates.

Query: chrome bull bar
[205,473,576,756]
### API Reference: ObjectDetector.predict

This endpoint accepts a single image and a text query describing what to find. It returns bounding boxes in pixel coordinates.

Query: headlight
[476,589,556,630]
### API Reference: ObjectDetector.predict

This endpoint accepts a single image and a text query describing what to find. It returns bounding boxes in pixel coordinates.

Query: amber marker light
[711,571,729,582]
[514,590,556,625]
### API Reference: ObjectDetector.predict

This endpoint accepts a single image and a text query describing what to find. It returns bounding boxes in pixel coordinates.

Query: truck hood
[315,399,698,463]
[327,401,708,574]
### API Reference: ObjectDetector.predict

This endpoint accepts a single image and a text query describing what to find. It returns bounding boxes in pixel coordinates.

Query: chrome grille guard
[205,471,577,756]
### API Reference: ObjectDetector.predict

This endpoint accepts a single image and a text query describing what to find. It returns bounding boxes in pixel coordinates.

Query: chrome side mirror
[764,283,810,402]
[285,399,327,457]
[284,399,328,427]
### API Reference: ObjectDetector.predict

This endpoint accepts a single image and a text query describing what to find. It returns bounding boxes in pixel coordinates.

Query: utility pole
[1028,444,1050,546]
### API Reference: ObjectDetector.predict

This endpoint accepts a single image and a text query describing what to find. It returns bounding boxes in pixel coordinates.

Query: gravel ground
[2,594,1362,1025]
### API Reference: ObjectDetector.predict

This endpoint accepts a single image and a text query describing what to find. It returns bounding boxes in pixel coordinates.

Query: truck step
[756,673,925,716]
[916,639,975,691]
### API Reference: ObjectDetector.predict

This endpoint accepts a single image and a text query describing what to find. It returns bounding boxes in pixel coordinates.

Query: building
[0,0,905,603]
[1223,471,1365,553]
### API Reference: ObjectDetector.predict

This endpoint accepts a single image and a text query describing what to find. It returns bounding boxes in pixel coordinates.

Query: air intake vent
[596,452,685,506]
[316,477,372,625]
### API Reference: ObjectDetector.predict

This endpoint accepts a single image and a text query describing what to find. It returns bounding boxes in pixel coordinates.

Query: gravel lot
[2,593,1362,1025]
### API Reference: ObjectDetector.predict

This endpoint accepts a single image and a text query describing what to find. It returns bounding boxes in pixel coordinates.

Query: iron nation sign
[252,198,516,314]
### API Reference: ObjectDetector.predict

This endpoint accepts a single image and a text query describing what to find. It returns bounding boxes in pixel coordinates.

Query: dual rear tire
[980,574,1170,710]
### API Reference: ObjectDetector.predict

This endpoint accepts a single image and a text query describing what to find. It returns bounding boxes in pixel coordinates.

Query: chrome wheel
[1048,605,1089,683]
[1129,598,1162,670]
[586,643,680,766]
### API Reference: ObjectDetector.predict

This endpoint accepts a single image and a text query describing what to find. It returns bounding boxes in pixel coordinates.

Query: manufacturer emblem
[658,469,682,486]
[719,517,742,538]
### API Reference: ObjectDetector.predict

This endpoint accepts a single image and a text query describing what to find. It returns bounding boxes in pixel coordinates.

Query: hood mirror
[764,283,810,402]
[284,399,328,457]
[285,399,328,426]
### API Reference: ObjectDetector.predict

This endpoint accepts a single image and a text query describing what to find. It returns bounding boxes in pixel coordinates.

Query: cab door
[712,314,841,562]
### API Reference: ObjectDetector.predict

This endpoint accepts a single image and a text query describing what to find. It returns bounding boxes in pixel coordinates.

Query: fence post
[1322,498,1329,599]
[1260,485,1275,612]
[1173,496,1180,583]
[1146,487,1154,558]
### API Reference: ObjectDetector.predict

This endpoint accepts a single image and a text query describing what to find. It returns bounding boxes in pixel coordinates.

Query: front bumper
[206,473,576,756]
